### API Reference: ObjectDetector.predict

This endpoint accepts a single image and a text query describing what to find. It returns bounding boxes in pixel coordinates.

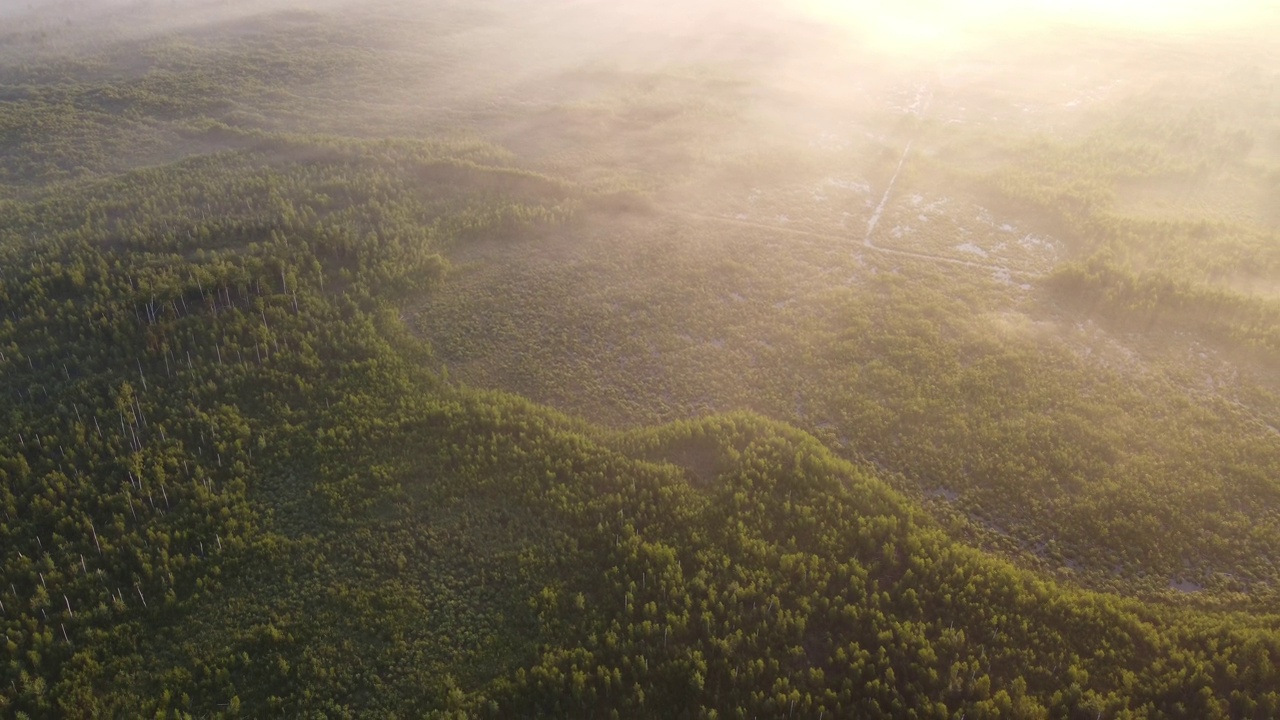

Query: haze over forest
[2,0,1279,716]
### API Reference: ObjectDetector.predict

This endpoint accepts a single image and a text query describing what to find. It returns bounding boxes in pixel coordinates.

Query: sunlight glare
[795,0,1275,56]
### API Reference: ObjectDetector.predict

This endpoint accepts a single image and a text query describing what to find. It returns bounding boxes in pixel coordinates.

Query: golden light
[794,0,1277,56]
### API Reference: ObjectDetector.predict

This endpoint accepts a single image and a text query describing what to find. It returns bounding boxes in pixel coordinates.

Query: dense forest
[2,0,1279,717]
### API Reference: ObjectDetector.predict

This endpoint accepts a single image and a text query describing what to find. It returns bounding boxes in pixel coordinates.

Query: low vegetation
[2,0,1279,716]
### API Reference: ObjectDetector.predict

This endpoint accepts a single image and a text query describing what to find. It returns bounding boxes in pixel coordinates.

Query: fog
[4,3,1280,711]
[10,0,1277,100]
[6,0,1277,218]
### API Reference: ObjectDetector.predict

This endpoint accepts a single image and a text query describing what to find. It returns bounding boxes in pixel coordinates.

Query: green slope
[2,3,1279,717]
[0,134,1276,718]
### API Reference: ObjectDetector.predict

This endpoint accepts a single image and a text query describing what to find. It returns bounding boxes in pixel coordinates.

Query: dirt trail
[864,138,912,247]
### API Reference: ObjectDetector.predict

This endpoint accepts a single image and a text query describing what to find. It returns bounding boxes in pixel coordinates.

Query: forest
[2,0,1279,717]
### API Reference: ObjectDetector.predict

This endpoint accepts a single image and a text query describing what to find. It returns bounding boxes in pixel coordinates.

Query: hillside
[2,0,1279,717]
